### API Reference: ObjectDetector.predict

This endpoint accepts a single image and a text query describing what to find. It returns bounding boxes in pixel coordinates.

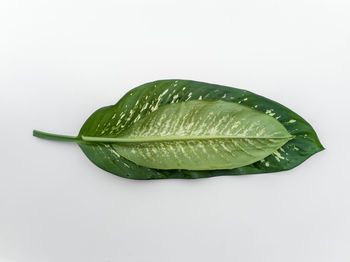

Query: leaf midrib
[81,135,294,143]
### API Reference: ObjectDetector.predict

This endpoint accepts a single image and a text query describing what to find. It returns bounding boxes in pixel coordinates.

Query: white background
[1,0,349,261]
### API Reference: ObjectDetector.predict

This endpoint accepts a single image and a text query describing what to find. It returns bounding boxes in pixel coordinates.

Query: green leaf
[34,79,324,179]
[82,100,293,170]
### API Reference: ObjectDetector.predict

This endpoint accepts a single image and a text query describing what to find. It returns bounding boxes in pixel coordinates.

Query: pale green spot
[273,150,285,162]
[265,109,276,117]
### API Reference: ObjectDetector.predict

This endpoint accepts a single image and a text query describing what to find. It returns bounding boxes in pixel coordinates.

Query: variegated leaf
[82,100,293,170]
[34,79,324,179]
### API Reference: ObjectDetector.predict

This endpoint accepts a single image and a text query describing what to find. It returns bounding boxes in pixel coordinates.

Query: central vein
[81,135,294,143]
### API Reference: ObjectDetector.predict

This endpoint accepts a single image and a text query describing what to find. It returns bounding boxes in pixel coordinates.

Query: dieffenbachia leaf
[33,79,324,179]
[82,100,293,170]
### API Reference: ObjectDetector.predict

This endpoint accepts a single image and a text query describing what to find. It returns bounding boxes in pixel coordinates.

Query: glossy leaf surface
[82,100,292,170]
[75,79,324,179]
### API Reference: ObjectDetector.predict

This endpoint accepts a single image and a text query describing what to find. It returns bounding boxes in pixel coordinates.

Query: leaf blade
[78,79,324,179]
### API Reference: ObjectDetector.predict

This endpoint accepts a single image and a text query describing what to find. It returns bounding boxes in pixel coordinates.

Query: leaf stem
[33,130,79,142]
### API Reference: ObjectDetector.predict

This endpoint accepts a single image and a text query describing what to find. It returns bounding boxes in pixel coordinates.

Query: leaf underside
[85,100,293,170]
[78,79,324,179]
